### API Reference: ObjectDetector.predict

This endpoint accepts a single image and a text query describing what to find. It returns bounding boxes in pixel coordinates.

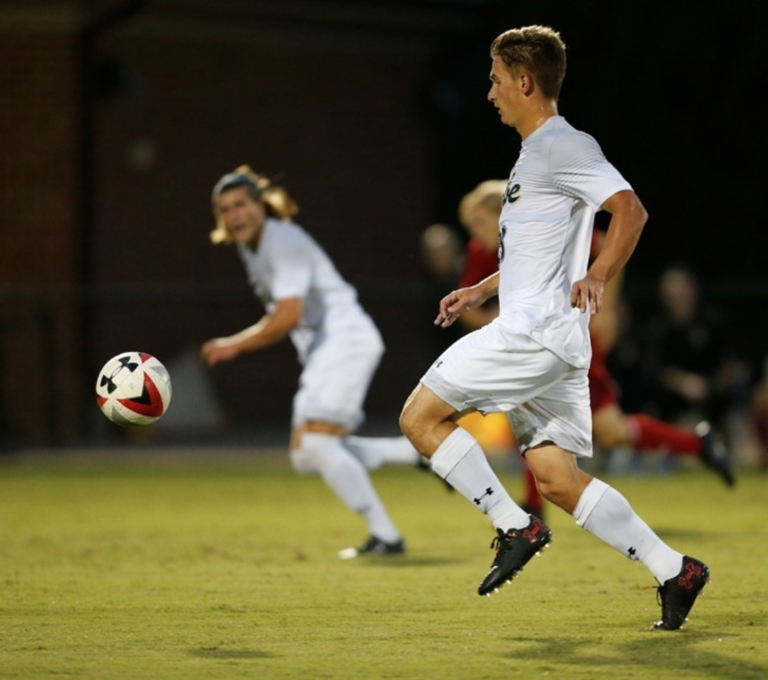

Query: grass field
[1,450,766,680]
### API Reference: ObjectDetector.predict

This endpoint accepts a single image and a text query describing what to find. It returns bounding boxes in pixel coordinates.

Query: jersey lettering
[498,224,507,264]
[503,182,521,205]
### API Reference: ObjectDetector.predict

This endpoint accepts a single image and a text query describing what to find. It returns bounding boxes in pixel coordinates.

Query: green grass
[1,451,766,680]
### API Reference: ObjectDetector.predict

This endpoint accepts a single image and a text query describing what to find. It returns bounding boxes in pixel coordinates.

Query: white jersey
[238,218,377,363]
[497,116,632,369]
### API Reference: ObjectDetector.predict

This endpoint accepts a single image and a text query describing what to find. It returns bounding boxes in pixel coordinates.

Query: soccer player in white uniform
[201,165,424,558]
[399,26,709,630]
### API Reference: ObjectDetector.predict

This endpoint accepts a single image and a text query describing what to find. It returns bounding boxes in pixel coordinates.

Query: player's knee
[535,476,579,509]
[536,468,592,513]
[398,405,414,440]
[289,433,342,475]
[399,401,427,448]
[535,478,559,504]
[289,447,317,474]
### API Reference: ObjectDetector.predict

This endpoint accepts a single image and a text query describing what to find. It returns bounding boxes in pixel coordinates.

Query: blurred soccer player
[202,166,423,558]
[400,26,709,630]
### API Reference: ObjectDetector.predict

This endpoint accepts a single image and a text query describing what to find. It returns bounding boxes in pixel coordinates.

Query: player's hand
[200,339,239,367]
[571,275,605,315]
[434,288,485,328]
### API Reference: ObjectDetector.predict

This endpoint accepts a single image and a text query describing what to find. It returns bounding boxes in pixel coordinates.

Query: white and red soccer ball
[95,352,172,426]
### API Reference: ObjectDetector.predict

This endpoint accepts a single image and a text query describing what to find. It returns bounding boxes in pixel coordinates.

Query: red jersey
[460,238,498,289]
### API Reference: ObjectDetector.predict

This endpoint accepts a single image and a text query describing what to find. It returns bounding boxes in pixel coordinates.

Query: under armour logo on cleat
[628,547,637,557]
[473,487,494,505]
[678,561,703,589]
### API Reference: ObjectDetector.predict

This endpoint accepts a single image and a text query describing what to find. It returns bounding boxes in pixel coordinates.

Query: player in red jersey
[454,182,734,502]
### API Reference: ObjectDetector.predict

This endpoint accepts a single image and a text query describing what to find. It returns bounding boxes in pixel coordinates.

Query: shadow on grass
[356,556,465,568]
[653,527,715,541]
[191,647,275,660]
[502,631,768,680]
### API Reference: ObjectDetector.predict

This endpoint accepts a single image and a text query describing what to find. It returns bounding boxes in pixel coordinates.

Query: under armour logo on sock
[473,487,494,505]
[628,546,637,557]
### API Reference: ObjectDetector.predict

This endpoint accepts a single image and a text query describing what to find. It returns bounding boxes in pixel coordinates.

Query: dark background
[1,0,766,448]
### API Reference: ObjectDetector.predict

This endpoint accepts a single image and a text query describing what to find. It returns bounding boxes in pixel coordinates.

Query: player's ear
[520,72,535,96]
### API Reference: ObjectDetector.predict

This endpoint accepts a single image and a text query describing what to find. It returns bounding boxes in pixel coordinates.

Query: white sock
[573,478,683,583]
[291,433,401,543]
[430,428,530,531]
[343,435,421,470]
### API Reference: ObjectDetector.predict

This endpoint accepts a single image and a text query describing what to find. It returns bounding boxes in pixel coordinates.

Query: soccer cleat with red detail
[478,516,552,596]
[653,556,710,630]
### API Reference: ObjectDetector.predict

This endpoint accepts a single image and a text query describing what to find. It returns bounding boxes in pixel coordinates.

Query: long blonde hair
[209,165,300,245]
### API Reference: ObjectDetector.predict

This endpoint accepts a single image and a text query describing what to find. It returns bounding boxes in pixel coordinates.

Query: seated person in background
[749,354,768,472]
[644,265,750,437]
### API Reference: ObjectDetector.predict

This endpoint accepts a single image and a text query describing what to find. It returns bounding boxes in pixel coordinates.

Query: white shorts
[421,320,593,457]
[292,319,384,432]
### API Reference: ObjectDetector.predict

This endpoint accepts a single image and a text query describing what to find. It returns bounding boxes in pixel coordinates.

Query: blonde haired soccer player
[202,166,424,558]
[400,26,709,630]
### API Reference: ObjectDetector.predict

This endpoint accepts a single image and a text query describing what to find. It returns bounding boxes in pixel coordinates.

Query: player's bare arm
[571,190,647,315]
[201,296,303,366]
[435,271,500,328]
[588,228,625,351]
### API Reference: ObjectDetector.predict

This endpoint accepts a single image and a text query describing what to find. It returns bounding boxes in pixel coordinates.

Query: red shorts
[589,341,618,414]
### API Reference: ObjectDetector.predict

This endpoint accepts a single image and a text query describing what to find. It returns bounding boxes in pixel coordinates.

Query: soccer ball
[95,352,172,426]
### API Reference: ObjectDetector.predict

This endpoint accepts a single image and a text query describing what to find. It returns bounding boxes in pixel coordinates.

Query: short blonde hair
[458,180,507,227]
[209,165,300,245]
[490,25,566,100]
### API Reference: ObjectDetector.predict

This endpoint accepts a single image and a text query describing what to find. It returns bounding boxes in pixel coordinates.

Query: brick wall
[0,8,82,444]
[0,2,475,444]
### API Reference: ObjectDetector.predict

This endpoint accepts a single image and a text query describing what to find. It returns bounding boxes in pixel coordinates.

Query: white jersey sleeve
[267,226,313,301]
[550,131,632,209]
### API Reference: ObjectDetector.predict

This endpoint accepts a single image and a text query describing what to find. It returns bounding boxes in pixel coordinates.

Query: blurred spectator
[419,223,465,354]
[750,354,768,472]
[420,223,464,288]
[644,265,750,431]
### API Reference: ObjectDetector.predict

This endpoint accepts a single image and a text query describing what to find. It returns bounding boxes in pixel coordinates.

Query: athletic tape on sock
[572,478,610,527]
[430,428,478,479]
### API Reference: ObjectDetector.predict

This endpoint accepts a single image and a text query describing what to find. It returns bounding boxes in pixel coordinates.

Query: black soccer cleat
[696,421,735,487]
[478,517,552,596]
[338,535,406,560]
[653,556,710,630]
